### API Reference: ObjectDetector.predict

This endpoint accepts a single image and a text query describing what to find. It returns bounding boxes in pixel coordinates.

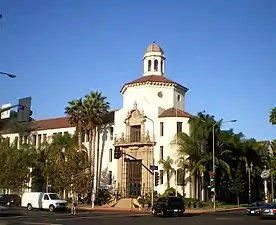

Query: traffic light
[154,172,159,186]
[17,97,32,123]
[209,172,215,189]
[114,146,123,159]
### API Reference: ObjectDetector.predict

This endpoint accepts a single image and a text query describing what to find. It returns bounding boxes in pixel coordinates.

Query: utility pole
[271,173,274,202]
[246,162,253,205]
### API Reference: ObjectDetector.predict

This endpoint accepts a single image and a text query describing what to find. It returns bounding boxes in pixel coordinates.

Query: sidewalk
[75,204,245,214]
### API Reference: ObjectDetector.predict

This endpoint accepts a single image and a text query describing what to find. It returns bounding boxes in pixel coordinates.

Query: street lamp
[212,119,237,211]
[246,162,253,205]
[46,159,49,192]
[0,71,16,78]
[144,115,155,208]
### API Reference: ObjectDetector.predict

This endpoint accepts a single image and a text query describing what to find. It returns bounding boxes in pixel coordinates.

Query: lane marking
[23,223,62,225]
[3,215,28,219]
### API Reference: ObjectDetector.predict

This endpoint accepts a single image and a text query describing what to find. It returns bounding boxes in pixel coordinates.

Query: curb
[215,207,245,213]
[76,206,245,214]
[184,207,245,214]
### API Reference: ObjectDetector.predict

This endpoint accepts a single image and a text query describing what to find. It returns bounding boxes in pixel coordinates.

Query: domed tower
[143,41,165,76]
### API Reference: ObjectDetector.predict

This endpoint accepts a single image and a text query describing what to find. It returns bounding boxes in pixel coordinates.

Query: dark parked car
[152,196,185,217]
[245,201,266,216]
[0,194,21,206]
[259,203,276,219]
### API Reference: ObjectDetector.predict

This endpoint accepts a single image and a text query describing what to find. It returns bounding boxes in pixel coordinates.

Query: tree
[158,156,175,189]
[177,112,231,200]
[269,107,276,125]
[46,133,89,197]
[0,139,33,193]
[229,164,245,205]
[176,111,265,203]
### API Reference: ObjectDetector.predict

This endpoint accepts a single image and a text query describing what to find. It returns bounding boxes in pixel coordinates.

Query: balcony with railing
[114,129,154,147]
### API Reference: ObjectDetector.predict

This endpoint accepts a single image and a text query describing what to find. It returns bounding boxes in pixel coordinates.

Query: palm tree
[158,156,175,189]
[177,112,232,200]
[83,91,110,201]
[64,98,84,151]
[269,107,276,125]
[177,156,189,197]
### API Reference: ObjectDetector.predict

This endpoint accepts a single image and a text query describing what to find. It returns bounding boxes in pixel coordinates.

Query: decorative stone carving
[146,130,150,142]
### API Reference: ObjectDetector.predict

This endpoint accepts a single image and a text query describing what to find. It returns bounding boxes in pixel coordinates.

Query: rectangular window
[24,135,28,144]
[109,149,113,162]
[38,134,42,146]
[160,122,164,136]
[160,170,164,184]
[6,137,10,146]
[14,137,18,148]
[64,131,69,136]
[159,146,163,160]
[43,134,47,142]
[19,136,23,147]
[177,122,182,133]
[32,135,37,145]
[108,171,112,185]
[110,127,114,140]
[130,125,141,142]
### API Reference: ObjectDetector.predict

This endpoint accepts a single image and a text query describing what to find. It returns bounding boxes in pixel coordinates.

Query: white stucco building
[0,42,195,198]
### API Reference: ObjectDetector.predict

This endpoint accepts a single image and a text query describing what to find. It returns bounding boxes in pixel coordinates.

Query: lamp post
[45,159,49,193]
[261,166,270,203]
[212,119,237,211]
[246,162,253,205]
[144,115,155,208]
[0,71,16,78]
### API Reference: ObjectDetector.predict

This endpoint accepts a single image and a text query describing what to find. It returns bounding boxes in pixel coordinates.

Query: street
[0,209,275,225]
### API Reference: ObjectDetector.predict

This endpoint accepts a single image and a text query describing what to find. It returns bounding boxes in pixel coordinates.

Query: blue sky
[0,0,275,140]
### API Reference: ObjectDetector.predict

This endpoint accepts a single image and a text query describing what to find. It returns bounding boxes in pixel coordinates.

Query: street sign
[150,165,158,171]
[1,103,11,119]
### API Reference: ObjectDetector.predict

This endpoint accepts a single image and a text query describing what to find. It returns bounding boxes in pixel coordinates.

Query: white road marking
[3,215,28,219]
[23,222,62,225]
[215,217,243,220]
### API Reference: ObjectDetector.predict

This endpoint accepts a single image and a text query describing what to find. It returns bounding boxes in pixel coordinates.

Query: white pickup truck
[21,192,68,212]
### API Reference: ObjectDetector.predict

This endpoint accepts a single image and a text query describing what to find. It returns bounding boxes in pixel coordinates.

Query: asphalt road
[0,209,275,225]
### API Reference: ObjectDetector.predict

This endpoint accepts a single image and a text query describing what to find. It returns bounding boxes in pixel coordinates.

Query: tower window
[161,60,163,73]
[160,122,164,136]
[177,122,183,133]
[154,60,158,71]
[148,60,152,72]
[177,94,181,101]
[130,125,141,142]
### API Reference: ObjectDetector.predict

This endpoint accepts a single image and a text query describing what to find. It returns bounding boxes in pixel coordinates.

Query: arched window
[161,60,163,73]
[148,60,152,72]
[154,60,158,71]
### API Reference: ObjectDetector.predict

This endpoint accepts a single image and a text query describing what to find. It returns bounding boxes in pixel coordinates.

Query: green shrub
[94,188,112,206]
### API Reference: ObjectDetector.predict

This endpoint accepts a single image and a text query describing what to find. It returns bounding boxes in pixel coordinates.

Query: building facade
[1,42,196,198]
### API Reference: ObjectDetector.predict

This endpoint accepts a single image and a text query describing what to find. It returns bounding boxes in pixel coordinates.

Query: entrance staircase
[108,198,142,210]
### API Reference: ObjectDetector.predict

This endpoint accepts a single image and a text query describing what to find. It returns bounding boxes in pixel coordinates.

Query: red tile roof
[0,111,116,134]
[121,75,188,93]
[158,107,192,118]
[29,117,72,131]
